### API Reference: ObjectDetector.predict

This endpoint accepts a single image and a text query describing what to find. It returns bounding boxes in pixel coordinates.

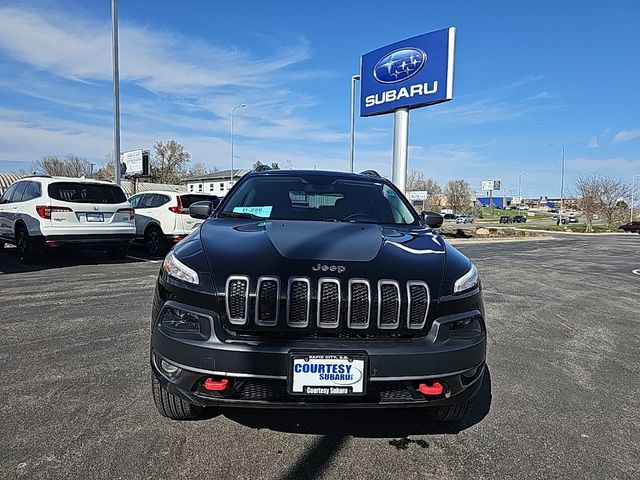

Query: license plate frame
[86,213,104,222]
[287,352,368,396]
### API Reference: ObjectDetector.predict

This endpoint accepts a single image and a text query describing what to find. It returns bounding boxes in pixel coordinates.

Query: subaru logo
[373,47,426,84]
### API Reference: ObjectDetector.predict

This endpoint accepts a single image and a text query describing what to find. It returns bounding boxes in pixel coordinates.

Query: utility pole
[111,0,121,185]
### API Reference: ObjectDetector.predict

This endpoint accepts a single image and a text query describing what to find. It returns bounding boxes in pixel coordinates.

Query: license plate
[288,353,367,396]
[86,213,104,222]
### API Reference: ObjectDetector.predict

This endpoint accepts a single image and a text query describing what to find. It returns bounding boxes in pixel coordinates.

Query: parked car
[456,214,475,224]
[442,213,457,221]
[128,191,220,256]
[618,221,640,233]
[513,215,527,223]
[499,216,514,224]
[0,176,134,263]
[150,168,486,422]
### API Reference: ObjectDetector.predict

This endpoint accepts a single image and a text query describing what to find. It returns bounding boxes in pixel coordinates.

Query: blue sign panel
[360,27,455,117]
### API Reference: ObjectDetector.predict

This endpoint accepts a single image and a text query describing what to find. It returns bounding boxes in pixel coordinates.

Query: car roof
[21,176,120,186]
[247,169,388,182]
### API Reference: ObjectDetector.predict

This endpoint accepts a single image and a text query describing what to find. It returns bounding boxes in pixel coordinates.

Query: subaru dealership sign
[360,27,456,117]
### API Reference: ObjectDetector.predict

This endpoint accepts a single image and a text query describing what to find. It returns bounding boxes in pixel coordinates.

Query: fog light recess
[160,359,181,376]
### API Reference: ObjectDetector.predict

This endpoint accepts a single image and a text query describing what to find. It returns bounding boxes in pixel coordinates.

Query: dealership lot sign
[360,27,456,117]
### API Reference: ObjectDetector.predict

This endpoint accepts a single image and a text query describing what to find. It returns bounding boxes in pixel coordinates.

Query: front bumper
[151,299,487,409]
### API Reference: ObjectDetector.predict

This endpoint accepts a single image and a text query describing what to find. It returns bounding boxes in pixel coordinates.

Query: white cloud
[612,128,640,144]
[587,135,598,148]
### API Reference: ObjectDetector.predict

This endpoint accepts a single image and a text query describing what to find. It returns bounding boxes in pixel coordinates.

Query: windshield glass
[48,182,126,204]
[220,175,418,225]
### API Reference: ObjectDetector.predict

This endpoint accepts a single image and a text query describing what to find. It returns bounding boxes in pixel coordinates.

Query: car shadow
[209,368,492,438]
[0,244,154,274]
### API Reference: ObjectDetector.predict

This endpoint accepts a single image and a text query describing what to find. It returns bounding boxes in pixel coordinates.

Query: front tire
[145,227,167,257]
[151,374,202,420]
[427,399,472,422]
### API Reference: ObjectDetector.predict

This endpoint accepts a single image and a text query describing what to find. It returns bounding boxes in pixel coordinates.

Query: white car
[127,191,219,256]
[0,176,135,264]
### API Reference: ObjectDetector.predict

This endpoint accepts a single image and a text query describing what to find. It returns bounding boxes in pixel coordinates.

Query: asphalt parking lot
[1,235,639,480]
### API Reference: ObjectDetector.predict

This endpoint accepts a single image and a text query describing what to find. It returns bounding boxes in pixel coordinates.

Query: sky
[0,0,638,197]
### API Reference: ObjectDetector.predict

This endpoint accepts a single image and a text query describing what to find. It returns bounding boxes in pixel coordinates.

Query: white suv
[0,176,135,263]
[127,191,219,256]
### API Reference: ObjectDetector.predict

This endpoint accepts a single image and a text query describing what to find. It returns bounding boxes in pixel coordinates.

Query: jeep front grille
[255,277,280,326]
[287,278,310,327]
[407,281,429,329]
[224,275,431,334]
[347,279,370,329]
[378,281,401,329]
[226,276,249,325]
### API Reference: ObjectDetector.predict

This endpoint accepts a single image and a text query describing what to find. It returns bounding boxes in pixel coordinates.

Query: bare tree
[251,160,280,171]
[407,170,427,191]
[94,161,115,182]
[187,162,218,177]
[443,179,472,213]
[597,175,631,229]
[151,140,191,184]
[407,170,441,210]
[574,174,601,232]
[33,154,92,177]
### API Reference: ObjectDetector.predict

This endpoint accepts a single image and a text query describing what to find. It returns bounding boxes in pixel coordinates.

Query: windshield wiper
[219,211,263,220]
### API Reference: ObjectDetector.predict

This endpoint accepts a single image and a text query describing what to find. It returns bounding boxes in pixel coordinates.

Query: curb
[513,229,635,236]
[446,236,552,245]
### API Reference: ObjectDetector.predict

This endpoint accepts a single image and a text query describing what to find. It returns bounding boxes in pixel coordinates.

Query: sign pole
[111,0,121,186]
[349,75,360,173]
[392,108,409,194]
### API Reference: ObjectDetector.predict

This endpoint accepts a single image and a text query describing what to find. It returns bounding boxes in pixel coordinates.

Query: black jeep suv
[150,169,486,421]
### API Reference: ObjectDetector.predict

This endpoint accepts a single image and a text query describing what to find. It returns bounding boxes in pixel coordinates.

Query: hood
[199,218,447,298]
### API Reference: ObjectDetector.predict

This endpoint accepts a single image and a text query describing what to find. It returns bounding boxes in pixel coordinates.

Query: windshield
[220,175,418,225]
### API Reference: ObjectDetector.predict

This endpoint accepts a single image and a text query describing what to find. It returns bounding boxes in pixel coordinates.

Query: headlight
[163,251,199,285]
[453,264,478,293]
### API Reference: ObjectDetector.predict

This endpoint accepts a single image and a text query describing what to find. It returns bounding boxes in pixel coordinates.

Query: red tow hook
[203,378,229,391]
[418,381,444,396]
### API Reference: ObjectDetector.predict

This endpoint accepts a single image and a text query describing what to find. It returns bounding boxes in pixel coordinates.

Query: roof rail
[359,170,381,178]
[253,164,272,172]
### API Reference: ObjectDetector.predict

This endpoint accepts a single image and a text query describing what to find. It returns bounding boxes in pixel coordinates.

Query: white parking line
[126,255,161,263]
[632,269,640,276]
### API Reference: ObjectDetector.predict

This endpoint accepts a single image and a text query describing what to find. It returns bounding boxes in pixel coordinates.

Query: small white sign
[408,190,428,201]
[121,149,144,176]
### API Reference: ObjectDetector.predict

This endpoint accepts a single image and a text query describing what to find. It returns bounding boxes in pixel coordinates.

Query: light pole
[349,74,360,173]
[111,0,121,185]
[632,174,640,222]
[518,172,528,203]
[230,103,246,185]
[548,142,565,224]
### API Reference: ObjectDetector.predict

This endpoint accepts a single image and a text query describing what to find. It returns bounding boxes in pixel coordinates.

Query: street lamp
[632,174,640,222]
[230,103,246,185]
[518,172,528,203]
[111,0,121,185]
[548,142,565,224]
[349,74,360,173]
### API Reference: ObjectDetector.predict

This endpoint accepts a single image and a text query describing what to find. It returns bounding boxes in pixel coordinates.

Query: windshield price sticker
[232,206,273,218]
[290,354,366,395]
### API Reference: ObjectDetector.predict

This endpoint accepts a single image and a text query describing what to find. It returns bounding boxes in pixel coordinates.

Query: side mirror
[421,211,444,228]
[189,201,213,219]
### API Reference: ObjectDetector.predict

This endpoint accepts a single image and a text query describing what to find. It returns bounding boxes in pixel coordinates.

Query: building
[0,172,24,194]
[182,169,247,197]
